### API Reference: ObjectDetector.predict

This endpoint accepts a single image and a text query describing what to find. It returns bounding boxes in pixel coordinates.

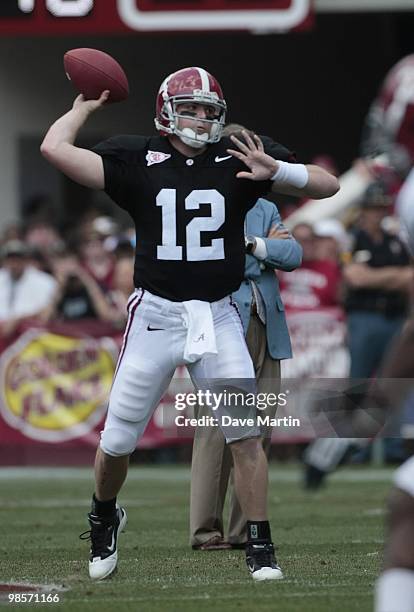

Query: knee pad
[100,426,138,457]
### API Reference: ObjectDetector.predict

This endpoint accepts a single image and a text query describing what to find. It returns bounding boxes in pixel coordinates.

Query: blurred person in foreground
[284,54,414,229]
[374,168,414,612]
[304,181,412,489]
[0,240,56,337]
[373,350,414,612]
[190,124,302,551]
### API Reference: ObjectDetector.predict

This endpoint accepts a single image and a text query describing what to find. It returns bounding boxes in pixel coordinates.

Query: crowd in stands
[0,207,136,338]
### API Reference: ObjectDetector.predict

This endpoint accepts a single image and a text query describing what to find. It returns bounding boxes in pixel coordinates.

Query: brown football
[64,48,129,103]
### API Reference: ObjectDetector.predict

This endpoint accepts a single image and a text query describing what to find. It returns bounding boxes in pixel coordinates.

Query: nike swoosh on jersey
[215,155,233,163]
[147,325,165,331]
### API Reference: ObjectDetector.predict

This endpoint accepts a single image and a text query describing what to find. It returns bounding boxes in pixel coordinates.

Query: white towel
[182,300,218,363]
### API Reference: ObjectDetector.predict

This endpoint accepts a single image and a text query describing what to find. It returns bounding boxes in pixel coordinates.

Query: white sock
[375,569,414,612]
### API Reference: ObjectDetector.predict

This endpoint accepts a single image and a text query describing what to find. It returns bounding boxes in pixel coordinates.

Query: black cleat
[80,506,127,581]
[245,541,283,581]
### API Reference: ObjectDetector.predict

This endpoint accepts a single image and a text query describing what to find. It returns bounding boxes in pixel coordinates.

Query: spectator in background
[76,216,117,292]
[23,194,58,226]
[41,248,116,323]
[24,219,63,256]
[0,223,24,245]
[279,222,341,309]
[313,218,350,264]
[344,181,411,380]
[0,240,56,336]
[22,219,64,275]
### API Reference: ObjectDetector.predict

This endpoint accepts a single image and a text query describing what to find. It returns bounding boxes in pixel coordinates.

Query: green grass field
[0,465,393,611]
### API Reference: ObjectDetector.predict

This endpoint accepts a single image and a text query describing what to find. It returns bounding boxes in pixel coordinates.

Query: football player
[41,66,339,582]
[374,174,414,612]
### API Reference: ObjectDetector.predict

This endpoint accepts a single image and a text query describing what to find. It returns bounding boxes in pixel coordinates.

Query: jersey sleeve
[92,135,147,211]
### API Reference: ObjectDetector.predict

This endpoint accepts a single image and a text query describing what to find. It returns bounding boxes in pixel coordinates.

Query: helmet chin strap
[177,127,209,149]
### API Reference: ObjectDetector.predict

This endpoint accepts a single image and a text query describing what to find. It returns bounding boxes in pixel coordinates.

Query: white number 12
[156,189,225,261]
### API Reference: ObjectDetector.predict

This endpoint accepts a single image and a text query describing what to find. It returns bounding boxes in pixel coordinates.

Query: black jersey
[93,135,294,302]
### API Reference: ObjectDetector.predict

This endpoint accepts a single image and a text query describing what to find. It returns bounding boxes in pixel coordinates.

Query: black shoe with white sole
[80,506,127,581]
[245,541,283,581]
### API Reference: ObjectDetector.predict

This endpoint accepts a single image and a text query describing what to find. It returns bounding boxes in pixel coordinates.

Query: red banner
[0,0,313,35]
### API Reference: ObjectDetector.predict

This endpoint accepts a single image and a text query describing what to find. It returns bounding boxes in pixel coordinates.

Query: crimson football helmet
[154,66,227,148]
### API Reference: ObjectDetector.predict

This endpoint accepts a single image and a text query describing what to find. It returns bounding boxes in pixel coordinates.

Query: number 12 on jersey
[156,188,225,261]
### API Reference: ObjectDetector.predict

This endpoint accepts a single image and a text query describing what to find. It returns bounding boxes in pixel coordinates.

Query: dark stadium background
[3,12,414,223]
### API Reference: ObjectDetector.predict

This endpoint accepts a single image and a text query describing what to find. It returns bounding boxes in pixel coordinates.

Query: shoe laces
[79,515,114,556]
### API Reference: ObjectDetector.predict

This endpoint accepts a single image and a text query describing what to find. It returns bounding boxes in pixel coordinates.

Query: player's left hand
[227,131,279,181]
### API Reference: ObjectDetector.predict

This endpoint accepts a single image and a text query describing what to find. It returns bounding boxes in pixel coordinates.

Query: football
[63,48,129,104]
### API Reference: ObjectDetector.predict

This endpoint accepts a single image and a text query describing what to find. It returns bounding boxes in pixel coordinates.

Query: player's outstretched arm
[227,131,339,199]
[40,91,109,190]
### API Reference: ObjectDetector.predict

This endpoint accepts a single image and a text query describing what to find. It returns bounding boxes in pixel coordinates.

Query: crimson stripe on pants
[113,289,144,381]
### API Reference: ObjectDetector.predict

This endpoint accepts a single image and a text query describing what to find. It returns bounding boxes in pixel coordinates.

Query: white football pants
[100,288,257,456]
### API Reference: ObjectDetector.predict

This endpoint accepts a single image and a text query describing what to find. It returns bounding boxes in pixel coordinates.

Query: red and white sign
[0,0,313,34]
[282,307,349,379]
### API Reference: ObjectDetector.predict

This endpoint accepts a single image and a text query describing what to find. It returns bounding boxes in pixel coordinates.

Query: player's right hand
[72,90,110,113]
